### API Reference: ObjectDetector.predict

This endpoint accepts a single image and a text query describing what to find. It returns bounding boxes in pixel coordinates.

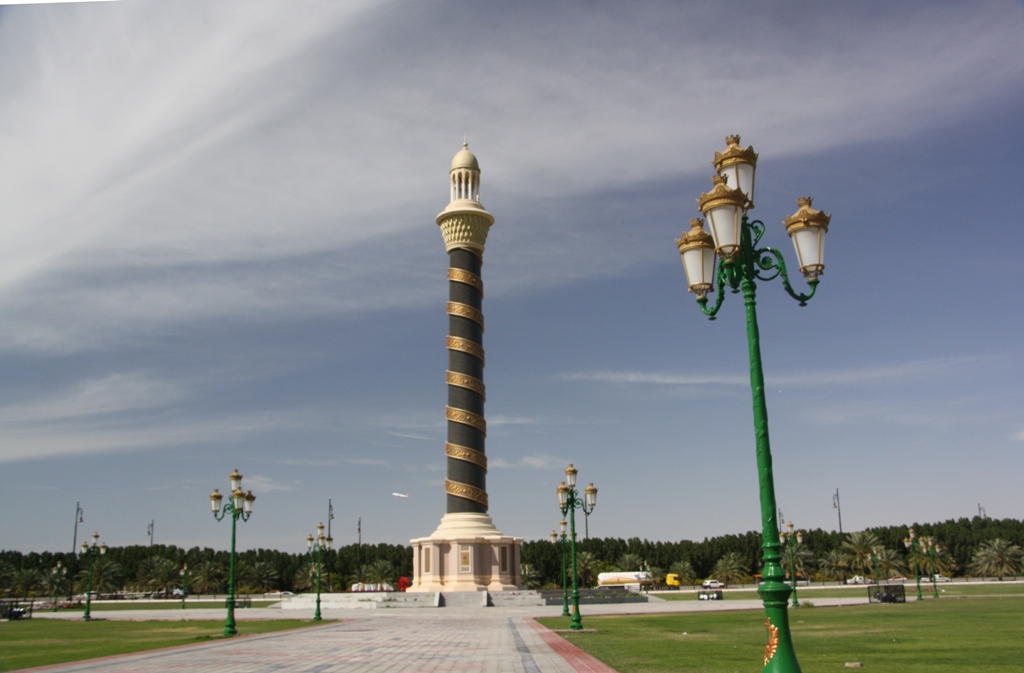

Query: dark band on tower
[436,142,495,514]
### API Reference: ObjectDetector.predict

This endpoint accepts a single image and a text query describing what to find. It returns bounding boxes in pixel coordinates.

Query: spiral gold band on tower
[448,268,483,297]
[445,479,488,508]
[446,370,486,400]
[445,442,488,472]
[447,302,484,329]
[446,406,487,435]
[446,336,485,364]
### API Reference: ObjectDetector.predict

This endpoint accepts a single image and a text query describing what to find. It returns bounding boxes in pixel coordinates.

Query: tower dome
[450,142,480,172]
[448,141,482,203]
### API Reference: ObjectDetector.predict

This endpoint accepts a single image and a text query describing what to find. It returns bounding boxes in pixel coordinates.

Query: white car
[702,580,725,589]
[846,576,874,585]
[929,574,952,583]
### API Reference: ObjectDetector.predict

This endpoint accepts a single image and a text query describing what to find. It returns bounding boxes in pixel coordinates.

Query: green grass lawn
[657,582,1024,601]
[539,596,1024,672]
[0,619,326,672]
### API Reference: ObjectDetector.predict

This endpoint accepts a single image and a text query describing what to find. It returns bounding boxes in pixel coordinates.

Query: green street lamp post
[557,464,597,631]
[306,522,332,621]
[924,537,940,598]
[550,519,570,617]
[210,469,256,636]
[870,547,882,587]
[778,522,802,608]
[79,532,107,621]
[51,561,67,612]
[676,135,833,673]
[903,528,923,601]
[179,564,189,609]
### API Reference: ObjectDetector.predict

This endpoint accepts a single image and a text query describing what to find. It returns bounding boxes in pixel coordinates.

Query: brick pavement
[23,609,578,673]
[23,596,871,673]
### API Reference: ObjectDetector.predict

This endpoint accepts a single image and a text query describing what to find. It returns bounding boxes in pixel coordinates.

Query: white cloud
[491,453,563,470]
[559,357,991,389]
[0,2,1021,353]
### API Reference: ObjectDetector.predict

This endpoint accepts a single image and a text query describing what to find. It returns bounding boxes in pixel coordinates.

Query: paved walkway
[25,597,869,673]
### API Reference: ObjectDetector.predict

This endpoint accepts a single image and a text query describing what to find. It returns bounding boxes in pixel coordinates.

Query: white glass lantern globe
[243,491,255,514]
[80,542,88,556]
[229,469,242,492]
[584,483,597,509]
[210,489,223,513]
[306,534,314,550]
[557,482,569,508]
[317,522,325,538]
[550,530,558,544]
[698,175,748,257]
[91,532,99,546]
[783,197,831,279]
[713,135,758,207]
[564,464,577,489]
[99,543,107,555]
[560,519,567,535]
[232,488,245,512]
[326,536,334,550]
[797,532,804,545]
[676,218,717,297]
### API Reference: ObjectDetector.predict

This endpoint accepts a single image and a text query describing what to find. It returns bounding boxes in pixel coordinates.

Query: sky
[1,0,1023,556]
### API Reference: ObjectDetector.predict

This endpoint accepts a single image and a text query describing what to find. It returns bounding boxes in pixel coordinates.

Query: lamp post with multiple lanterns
[778,522,802,608]
[550,519,570,617]
[179,564,189,609]
[903,528,923,601]
[923,536,941,598]
[675,135,832,673]
[80,533,107,621]
[306,522,332,622]
[210,469,256,636]
[870,547,883,587]
[557,464,597,631]
[50,561,67,612]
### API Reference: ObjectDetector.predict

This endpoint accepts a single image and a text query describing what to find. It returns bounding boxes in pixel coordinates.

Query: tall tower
[409,143,522,593]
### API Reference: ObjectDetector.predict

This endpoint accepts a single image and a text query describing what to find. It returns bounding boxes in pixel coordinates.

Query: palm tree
[190,559,225,595]
[647,565,666,588]
[874,547,908,580]
[365,559,396,587]
[139,557,181,597]
[0,562,15,594]
[669,559,696,588]
[969,539,1023,580]
[613,553,643,572]
[711,552,748,585]
[841,531,882,576]
[818,549,849,583]
[74,558,124,595]
[575,551,597,588]
[11,568,43,598]
[781,541,817,581]
[238,559,279,593]
[918,545,958,577]
[294,559,318,592]
[520,564,541,589]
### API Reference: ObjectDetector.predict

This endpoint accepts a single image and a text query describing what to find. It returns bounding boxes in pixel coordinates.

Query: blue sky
[1,0,1023,555]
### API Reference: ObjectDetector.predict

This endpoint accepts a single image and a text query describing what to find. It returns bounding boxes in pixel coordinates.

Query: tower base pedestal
[408,513,522,592]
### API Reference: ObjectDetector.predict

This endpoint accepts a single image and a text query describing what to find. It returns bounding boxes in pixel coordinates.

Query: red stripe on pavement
[524,618,619,673]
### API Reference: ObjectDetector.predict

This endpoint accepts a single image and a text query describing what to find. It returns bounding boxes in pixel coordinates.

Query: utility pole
[833,488,843,536]
[72,502,84,553]
[327,499,334,592]
[147,520,154,546]
[357,516,362,583]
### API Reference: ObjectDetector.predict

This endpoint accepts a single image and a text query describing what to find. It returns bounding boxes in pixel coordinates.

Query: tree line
[0,542,413,599]
[3,516,1021,599]
[519,516,1024,589]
